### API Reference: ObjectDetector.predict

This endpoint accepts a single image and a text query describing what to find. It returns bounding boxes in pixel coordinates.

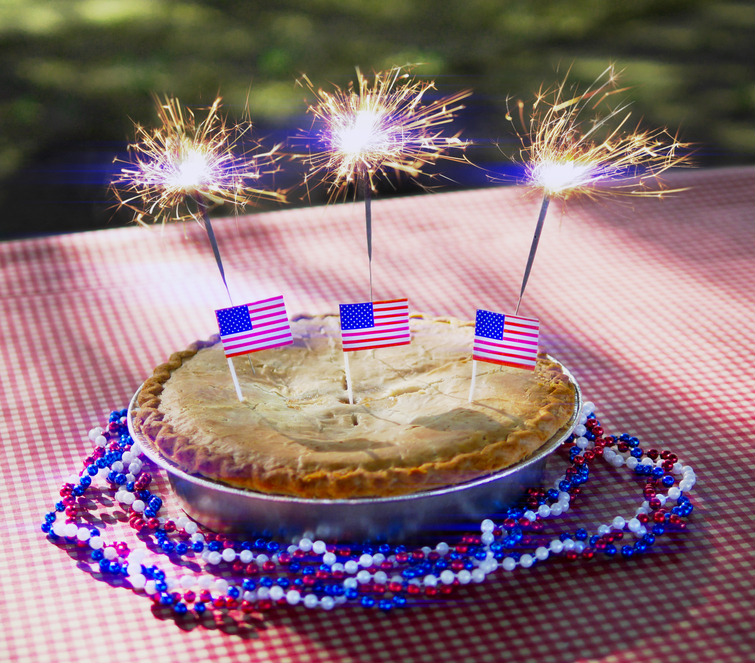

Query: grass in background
[1,0,753,236]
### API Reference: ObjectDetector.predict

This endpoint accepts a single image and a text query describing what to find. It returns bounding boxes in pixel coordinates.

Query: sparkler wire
[507,66,692,314]
[196,196,232,306]
[515,195,551,315]
[363,176,373,302]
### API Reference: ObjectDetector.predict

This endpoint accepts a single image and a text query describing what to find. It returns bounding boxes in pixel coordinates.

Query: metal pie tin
[127,357,581,544]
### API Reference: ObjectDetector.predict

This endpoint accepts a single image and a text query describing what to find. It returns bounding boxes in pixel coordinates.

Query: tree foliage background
[1,0,754,237]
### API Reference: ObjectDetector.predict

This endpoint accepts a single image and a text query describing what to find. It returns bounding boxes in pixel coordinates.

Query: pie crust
[133,314,576,498]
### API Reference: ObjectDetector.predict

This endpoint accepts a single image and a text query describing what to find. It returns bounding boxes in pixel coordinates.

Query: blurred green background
[1,0,754,238]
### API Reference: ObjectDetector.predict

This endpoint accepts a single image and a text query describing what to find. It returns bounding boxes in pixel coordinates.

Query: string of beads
[42,401,695,614]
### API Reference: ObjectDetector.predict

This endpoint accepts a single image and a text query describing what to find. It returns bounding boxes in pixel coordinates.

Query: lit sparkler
[112,95,284,301]
[296,67,471,300]
[508,66,691,313]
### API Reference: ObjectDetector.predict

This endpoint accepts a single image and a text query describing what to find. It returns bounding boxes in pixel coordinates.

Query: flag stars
[340,302,374,331]
[216,305,253,336]
[475,310,505,340]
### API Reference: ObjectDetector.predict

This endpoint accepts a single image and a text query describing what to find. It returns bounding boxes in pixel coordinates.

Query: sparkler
[296,67,471,301]
[112,95,284,302]
[508,66,691,314]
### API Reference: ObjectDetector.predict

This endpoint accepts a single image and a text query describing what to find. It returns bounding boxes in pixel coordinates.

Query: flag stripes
[472,309,539,370]
[339,298,411,352]
[215,296,293,358]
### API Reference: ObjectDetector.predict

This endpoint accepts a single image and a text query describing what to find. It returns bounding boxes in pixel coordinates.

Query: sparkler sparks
[112,95,284,227]
[111,95,284,305]
[510,65,690,199]
[296,66,472,196]
[506,66,692,314]
[296,66,471,300]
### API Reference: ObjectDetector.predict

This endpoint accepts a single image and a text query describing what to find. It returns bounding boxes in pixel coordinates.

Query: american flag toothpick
[469,309,540,402]
[339,298,410,404]
[215,295,293,401]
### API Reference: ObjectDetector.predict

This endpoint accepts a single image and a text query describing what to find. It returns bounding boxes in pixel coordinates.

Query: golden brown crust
[133,315,576,498]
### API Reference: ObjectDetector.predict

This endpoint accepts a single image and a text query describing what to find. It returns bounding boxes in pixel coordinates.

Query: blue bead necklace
[42,400,695,614]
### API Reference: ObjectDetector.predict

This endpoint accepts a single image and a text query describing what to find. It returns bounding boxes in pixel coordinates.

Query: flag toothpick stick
[468,359,478,402]
[343,352,354,405]
[227,358,244,402]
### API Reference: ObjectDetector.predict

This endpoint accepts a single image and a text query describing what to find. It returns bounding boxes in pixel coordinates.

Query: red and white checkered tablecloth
[2,167,754,662]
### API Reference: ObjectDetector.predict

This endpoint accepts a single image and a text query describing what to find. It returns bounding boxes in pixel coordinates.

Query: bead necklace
[41,401,695,615]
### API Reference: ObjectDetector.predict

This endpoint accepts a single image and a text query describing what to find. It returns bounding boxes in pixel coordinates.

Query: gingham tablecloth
[2,167,754,663]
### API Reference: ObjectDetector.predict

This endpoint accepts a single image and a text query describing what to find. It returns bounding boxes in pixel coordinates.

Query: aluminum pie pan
[127,356,581,545]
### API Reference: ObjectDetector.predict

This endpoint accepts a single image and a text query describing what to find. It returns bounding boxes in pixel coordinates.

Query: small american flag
[339,298,411,352]
[473,309,540,370]
[215,295,293,358]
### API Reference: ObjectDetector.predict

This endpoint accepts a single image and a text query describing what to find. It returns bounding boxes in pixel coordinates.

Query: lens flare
[295,66,471,197]
[112,95,284,227]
